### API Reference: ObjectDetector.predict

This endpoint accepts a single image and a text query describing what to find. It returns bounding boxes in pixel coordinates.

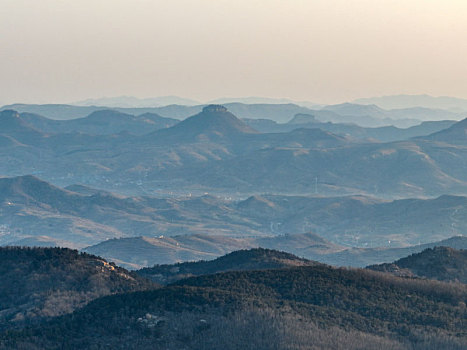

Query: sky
[1,0,467,105]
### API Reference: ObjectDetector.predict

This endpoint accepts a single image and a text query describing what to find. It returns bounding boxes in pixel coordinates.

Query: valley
[0,100,466,349]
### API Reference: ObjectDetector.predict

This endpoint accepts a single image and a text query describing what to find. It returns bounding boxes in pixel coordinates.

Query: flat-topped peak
[150,104,257,142]
[202,105,228,113]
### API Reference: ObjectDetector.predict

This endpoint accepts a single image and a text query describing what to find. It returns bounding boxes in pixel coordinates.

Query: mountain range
[2,101,463,126]
[1,105,467,198]
[135,245,467,285]
[355,94,467,112]
[1,247,464,350]
[73,95,322,108]
[20,110,178,135]
[85,233,467,269]
[64,93,467,114]
[2,175,467,251]
[74,95,200,107]
[83,233,343,269]
[245,116,456,142]
[2,105,457,144]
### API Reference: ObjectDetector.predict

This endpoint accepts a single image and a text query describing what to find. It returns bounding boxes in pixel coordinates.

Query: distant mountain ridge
[354,94,467,111]
[1,105,467,197]
[2,175,467,252]
[20,109,178,135]
[2,106,455,144]
[73,95,200,107]
[320,102,463,125]
[83,232,342,269]
[3,101,463,126]
[421,117,467,144]
[248,114,456,142]
[208,96,319,108]
[85,232,467,269]
[136,248,320,284]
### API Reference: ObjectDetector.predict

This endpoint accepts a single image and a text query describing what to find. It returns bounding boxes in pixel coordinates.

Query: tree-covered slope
[137,248,319,284]
[0,247,155,329]
[368,247,467,283]
[2,262,465,349]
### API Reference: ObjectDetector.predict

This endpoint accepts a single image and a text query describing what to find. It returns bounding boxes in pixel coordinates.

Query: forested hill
[2,260,465,349]
[0,247,155,329]
[368,247,467,283]
[137,248,320,284]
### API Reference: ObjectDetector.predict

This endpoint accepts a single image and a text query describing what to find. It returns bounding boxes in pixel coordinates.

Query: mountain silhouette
[151,105,257,143]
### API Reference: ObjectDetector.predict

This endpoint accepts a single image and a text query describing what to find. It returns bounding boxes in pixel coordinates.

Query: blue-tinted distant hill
[73,95,200,107]
[0,103,316,123]
[421,117,467,144]
[4,102,462,126]
[20,110,178,135]
[355,94,467,112]
[1,106,467,198]
[245,115,456,142]
[2,175,467,257]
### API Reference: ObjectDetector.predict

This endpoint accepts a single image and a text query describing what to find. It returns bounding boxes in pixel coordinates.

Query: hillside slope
[368,247,467,283]
[2,261,465,349]
[0,247,154,329]
[136,248,319,284]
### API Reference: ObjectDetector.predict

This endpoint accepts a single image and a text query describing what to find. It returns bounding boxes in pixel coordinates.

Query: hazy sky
[1,0,467,105]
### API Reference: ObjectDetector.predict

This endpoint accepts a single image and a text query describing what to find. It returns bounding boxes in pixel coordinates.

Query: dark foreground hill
[368,247,467,283]
[136,248,319,284]
[0,247,154,329]
[1,260,465,350]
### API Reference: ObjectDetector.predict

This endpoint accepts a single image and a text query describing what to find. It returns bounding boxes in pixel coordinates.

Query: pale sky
[1,0,467,105]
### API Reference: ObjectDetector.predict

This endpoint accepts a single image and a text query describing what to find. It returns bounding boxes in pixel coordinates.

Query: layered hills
[136,248,319,284]
[1,249,465,349]
[85,233,467,269]
[21,110,178,135]
[139,246,467,285]
[1,96,466,350]
[3,101,463,125]
[354,94,467,111]
[83,232,343,269]
[2,176,467,252]
[423,118,467,144]
[247,116,456,142]
[368,246,467,283]
[0,106,466,197]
